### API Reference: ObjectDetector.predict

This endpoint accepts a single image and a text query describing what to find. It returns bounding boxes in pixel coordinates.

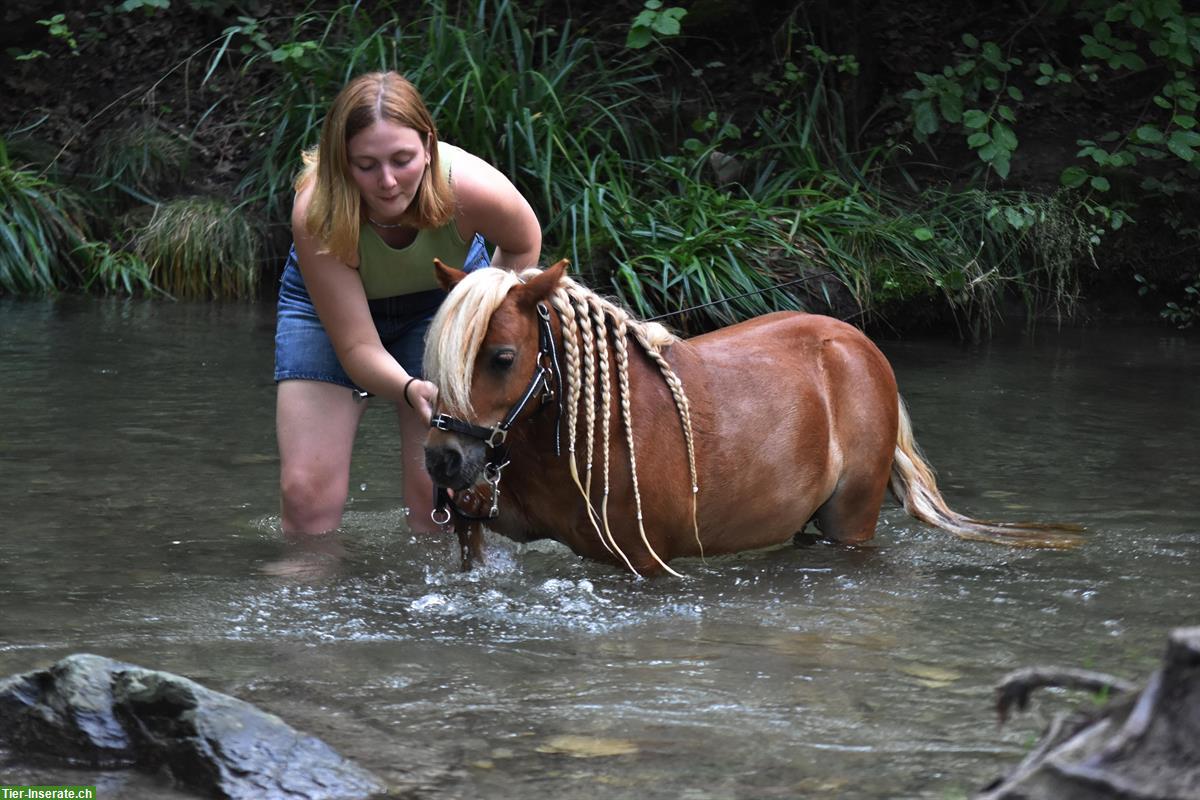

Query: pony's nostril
[425,446,462,483]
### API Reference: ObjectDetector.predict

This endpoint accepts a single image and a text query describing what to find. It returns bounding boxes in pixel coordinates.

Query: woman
[274,71,541,535]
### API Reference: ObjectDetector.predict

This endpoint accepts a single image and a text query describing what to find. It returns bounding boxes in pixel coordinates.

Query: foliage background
[1,0,1196,334]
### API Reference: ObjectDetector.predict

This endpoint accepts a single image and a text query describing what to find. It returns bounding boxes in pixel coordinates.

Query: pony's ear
[434,258,468,292]
[519,259,569,307]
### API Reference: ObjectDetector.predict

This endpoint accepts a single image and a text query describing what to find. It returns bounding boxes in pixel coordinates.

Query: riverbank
[2,1,1195,334]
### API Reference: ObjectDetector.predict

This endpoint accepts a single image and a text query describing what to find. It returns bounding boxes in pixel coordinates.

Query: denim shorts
[273,234,489,389]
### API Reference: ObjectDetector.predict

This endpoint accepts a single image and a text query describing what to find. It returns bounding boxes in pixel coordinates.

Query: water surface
[1,297,1197,799]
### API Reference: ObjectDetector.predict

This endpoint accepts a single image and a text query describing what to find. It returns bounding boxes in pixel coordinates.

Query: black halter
[430,302,563,523]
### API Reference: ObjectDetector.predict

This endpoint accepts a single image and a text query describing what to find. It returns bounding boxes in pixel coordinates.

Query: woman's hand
[405,377,439,425]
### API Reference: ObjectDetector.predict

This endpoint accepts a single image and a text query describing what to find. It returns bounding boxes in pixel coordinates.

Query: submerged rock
[0,653,386,800]
[978,626,1200,800]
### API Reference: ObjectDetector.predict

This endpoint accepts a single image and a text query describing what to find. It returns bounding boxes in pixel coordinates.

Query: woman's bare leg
[276,379,366,533]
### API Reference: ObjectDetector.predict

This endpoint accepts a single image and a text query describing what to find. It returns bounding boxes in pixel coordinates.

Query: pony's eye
[491,349,516,372]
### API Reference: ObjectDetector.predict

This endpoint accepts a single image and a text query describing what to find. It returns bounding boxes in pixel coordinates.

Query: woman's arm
[291,184,414,406]
[449,148,542,269]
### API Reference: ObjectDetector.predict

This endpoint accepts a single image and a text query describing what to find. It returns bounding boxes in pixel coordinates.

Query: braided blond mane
[423,266,702,577]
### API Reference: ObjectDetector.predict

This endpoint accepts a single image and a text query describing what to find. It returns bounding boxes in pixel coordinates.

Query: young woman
[274,71,541,535]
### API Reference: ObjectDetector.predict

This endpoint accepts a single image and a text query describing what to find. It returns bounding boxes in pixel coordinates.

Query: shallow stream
[1,297,1196,798]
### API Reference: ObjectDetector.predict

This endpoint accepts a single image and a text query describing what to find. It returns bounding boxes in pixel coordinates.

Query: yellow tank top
[356,143,472,300]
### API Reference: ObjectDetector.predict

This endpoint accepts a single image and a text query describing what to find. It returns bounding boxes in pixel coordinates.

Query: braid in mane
[588,295,636,573]
[574,293,599,502]
[630,327,703,560]
[611,314,682,577]
[550,288,612,556]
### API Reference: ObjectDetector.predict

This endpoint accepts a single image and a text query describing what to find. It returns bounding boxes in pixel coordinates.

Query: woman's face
[346,119,429,223]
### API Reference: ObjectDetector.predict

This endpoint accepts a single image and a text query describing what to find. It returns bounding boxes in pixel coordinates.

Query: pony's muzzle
[424,437,486,491]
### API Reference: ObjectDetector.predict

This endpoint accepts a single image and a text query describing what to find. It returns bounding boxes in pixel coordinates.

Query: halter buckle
[486,425,508,448]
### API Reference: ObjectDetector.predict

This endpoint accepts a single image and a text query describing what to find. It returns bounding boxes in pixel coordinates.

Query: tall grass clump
[92,118,188,206]
[0,140,90,295]
[600,159,812,333]
[132,198,260,299]
[77,241,159,297]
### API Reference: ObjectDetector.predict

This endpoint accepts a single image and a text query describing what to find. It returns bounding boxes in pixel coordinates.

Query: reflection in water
[1,297,1197,799]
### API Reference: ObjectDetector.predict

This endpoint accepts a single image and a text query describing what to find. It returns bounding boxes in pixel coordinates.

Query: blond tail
[889,397,1084,549]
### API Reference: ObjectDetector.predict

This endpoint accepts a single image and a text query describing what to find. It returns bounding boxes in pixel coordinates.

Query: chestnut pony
[423,260,1081,577]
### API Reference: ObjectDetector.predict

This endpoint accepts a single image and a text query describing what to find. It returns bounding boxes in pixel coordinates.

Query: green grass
[0,140,89,295]
[0,146,160,298]
[132,197,260,299]
[92,117,188,206]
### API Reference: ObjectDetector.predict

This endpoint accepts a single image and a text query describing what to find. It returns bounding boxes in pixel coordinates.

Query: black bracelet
[403,376,419,409]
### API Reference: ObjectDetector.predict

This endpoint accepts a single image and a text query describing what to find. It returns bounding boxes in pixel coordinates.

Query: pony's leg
[455,518,485,571]
[812,471,891,545]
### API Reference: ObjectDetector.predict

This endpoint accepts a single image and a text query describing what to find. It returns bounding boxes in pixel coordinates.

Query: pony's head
[423,259,568,489]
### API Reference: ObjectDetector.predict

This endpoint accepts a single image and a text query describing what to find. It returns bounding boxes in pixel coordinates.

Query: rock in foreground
[0,653,386,800]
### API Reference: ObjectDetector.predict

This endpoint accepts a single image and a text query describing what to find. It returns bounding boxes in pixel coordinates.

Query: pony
[422,260,1082,577]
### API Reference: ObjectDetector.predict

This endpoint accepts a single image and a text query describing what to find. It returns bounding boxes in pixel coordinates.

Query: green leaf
[992,153,1011,179]
[997,104,1016,122]
[982,41,1003,65]
[1135,125,1165,143]
[1174,114,1197,129]
[653,8,686,35]
[1108,150,1136,167]
[1004,207,1026,228]
[913,227,935,241]
[1061,165,1089,188]
[992,122,1018,151]
[1090,175,1111,191]
[1168,131,1198,161]
[914,101,939,136]
[626,27,652,48]
[961,33,979,49]
[967,131,992,148]
[938,92,963,123]
[941,268,966,291]
[1110,52,1146,70]
[1007,86,1024,102]
[963,109,988,129]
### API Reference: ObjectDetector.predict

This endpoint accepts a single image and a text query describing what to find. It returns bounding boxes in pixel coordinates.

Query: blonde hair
[296,72,454,264]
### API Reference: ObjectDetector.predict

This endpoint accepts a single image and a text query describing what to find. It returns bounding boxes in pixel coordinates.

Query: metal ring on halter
[431,507,451,526]
[486,426,508,448]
